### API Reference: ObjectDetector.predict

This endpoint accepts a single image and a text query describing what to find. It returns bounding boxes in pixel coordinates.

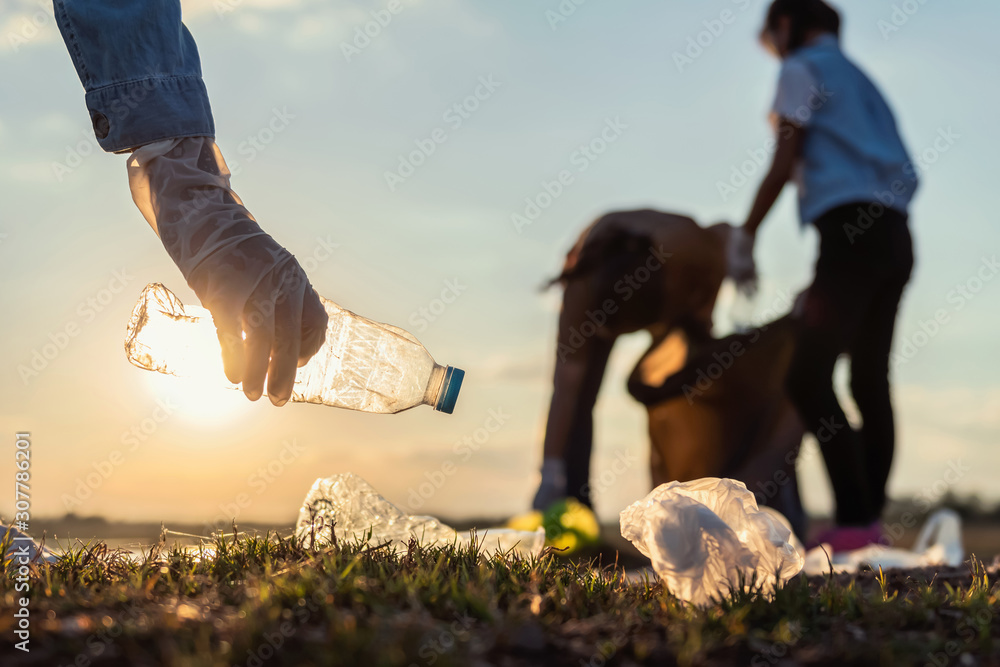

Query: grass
[1,529,999,666]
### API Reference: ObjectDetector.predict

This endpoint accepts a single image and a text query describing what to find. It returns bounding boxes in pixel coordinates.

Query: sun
[128,283,258,424]
[144,368,255,426]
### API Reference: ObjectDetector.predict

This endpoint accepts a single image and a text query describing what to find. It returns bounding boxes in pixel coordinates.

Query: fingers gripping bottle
[124,283,465,414]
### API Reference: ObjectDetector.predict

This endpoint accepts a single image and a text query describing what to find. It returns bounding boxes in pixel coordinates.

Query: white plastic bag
[295,473,544,558]
[620,478,803,606]
[802,508,965,574]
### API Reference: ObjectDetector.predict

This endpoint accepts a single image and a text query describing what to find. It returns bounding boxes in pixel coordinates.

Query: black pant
[786,202,914,525]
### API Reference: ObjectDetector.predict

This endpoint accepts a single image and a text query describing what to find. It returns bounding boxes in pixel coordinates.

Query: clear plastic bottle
[124,283,464,414]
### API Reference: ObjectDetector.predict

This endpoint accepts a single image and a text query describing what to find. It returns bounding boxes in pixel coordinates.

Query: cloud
[0,0,59,55]
[897,383,1000,432]
[1,0,499,66]
[197,0,499,54]
[2,160,57,185]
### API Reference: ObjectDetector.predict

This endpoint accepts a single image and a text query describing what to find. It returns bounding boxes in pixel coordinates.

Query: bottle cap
[434,366,465,414]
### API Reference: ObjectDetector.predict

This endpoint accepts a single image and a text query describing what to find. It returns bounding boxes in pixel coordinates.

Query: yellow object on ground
[506,499,601,554]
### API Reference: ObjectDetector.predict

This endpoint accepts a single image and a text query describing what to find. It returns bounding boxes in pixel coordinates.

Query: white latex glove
[531,458,568,511]
[726,226,758,296]
[126,137,328,405]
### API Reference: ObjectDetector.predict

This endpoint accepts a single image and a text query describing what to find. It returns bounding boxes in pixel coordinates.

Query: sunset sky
[1,0,998,528]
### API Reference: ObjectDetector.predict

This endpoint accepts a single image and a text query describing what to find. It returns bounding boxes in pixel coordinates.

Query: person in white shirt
[732,0,918,551]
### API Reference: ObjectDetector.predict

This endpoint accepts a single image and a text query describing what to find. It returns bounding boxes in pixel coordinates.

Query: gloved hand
[126,137,328,405]
[726,225,758,296]
[531,458,568,511]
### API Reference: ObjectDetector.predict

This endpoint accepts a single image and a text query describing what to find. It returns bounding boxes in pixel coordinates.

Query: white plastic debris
[803,508,965,574]
[1,525,59,565]
[295,473,545,557]
[619,478,804,606]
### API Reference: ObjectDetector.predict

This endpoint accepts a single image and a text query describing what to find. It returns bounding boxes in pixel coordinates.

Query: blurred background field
[21,492,1000,570]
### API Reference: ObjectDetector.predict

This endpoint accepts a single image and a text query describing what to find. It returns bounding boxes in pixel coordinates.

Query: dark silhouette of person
[733,0,917,550]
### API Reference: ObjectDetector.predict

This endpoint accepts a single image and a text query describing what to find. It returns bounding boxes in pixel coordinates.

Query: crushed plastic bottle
[294,473,544,558]
[125,283,464,414]
[620,478,804,606]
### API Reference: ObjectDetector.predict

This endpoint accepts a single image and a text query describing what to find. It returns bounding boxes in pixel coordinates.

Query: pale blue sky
[1,0,998,526]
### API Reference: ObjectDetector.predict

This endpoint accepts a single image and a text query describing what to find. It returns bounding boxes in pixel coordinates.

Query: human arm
[743,118,805,236]
[731,57,817,282]
[52,0,327,404]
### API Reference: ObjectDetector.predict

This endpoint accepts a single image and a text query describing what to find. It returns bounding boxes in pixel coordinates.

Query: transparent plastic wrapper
[294,473,545,557]
[620,478,804,606]
[125,283,464,414]
[802,508,965,574]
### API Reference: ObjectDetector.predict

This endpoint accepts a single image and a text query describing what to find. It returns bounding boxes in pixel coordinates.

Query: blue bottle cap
[434,366,465,414]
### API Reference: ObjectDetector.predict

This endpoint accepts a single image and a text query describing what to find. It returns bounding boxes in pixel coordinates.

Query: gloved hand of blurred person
[531,458,568,511]
[726,225,758,295]
[127,136,328,405]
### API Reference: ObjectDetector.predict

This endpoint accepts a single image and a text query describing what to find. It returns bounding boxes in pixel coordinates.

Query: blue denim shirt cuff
[86,75,215,153]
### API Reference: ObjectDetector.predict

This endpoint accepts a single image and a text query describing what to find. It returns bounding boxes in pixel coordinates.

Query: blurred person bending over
[531,210,734,510]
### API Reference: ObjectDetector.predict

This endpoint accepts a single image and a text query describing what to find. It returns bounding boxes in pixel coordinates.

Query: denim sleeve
[53,0,215,153]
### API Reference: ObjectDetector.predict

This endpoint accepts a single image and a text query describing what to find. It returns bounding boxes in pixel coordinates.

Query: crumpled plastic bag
[295,473,544,558]
[803,508,965,574]
[620,478,804,606]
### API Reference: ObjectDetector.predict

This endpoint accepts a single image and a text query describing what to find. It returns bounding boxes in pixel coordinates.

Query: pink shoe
[807,521,882,552]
